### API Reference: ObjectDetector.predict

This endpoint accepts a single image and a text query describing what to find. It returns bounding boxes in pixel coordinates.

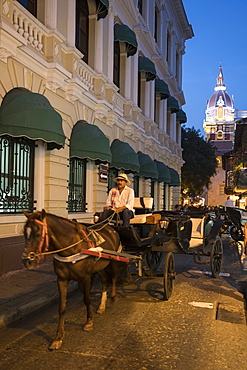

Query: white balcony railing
[12,2,45,53]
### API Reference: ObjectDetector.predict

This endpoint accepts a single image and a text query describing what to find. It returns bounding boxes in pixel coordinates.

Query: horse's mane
[27,211,79,228]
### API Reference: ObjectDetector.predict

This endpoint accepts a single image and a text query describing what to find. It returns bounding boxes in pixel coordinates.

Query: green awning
[138,56,156,81]
[96,0,109,20]
[155,79,170,100]
[138,152,159,179]
[0,87,65,150]
[154,160,171,183]
[70,120,111,162]
[114,24,138,57]
[176,109,187,123]
[169,168,180,186]
[110,139,140,172]
[167,96,180,113]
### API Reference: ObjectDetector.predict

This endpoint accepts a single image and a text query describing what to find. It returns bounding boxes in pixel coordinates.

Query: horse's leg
[109,261,118,302]
[96,269,108,314]
[49,277,68,350]
[81,275,94,331]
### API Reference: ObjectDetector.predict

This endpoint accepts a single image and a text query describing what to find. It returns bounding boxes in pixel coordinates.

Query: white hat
[113,173,131,185]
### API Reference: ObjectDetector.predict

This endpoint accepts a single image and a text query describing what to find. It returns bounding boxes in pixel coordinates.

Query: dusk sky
[182,0,247,135]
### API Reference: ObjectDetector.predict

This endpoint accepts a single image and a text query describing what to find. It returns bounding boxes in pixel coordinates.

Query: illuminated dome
[207,66,233,109]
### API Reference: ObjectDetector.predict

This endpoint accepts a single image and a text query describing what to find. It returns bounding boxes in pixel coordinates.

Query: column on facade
[177,121,181,145]
[158,97,163,130]
[34,141,45,210]
[170,112,176,142]
[132,52,139,105]
[149,80,155,122]
[45,0,57,29]
[170,30,176,76]
[86,160,94,213]
[106,8,114,83]
[144,80,151,118]
[164,183,169,210]
[93,16,104,73]
[162,99,168,133]
[67,0,76,46]
[124,54,132,100]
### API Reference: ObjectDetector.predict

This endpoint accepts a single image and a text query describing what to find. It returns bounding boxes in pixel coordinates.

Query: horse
[22,209,120,350]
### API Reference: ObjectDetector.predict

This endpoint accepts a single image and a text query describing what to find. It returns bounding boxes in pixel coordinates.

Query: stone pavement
[0,236,246,332]
[0,258,78,330]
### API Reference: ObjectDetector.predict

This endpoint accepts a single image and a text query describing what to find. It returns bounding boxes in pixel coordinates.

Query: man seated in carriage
[100,173,135,227]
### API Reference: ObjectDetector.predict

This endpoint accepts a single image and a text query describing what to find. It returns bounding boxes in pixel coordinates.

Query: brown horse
[22,209,120,350]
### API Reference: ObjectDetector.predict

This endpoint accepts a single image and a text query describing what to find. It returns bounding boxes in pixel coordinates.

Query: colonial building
[0,0,193,274]
[203,66,235,206]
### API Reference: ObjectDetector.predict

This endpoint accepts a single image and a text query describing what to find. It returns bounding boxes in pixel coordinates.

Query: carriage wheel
[146,251,163,271]
[230,226,243,241]
[210,236,223,278]
[163,252,175,300]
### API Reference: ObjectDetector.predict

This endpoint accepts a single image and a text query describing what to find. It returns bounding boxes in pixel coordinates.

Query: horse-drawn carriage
[21,206,223,350]
[112,208,223,299]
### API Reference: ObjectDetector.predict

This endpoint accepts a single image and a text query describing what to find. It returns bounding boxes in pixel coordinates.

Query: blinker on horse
[22,209,120,350]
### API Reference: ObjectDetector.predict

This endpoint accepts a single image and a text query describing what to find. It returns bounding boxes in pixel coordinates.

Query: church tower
[203,66,235,206]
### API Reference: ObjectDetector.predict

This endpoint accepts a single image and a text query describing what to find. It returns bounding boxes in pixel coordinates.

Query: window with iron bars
[68,158,87,212]
[0,136,35,213]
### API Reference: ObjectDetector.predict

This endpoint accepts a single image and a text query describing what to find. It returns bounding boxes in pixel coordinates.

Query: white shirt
[106,186,134,211]
[225,199,234,207]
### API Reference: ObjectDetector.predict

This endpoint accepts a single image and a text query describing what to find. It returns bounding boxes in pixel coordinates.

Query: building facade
[0,0,193,274]
[203,66,235,206]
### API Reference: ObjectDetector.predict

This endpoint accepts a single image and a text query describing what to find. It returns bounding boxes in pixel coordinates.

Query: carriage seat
[190,217,205,239]
[134,197,153,215]
[130,213,153,224]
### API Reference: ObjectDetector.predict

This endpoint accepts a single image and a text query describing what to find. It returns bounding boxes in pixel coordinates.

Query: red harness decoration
[79,228,95,250]
[34,217,49,255]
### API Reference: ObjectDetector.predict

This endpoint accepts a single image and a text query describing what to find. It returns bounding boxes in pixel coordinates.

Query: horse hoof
[96,307,105,314]
[49,340,62,351]
[83,321,93,331]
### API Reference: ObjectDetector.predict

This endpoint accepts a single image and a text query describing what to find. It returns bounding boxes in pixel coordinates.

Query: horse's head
[22,209,48,269]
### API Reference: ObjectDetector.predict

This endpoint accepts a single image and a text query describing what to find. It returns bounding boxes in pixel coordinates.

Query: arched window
[76,0,89,63]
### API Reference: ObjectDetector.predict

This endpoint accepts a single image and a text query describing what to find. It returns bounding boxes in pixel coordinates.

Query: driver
[100,173,134,227]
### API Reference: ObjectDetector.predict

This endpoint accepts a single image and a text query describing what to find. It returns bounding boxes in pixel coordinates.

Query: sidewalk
[0,236,246,332]
[0,258,78,330]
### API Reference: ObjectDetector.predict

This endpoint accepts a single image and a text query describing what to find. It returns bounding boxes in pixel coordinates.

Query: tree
[181,126,218,198]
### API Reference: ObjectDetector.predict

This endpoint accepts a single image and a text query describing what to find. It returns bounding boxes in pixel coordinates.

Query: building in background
[0,0,193,274]
[203,66,235,206]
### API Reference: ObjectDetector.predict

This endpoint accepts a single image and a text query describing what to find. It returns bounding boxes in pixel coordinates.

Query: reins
[30,211,116,258]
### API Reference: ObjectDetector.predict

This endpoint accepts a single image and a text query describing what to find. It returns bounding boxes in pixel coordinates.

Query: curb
[0,281,78,331]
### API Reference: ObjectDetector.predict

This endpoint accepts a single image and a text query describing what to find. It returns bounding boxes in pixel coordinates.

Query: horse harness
[27,217,103,263]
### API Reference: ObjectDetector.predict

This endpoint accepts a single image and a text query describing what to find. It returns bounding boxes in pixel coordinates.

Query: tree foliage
[181,126,218,198]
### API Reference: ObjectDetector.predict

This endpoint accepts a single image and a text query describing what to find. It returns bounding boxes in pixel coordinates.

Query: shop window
[68,158,87,212]
[76,0,89,64]
[17,0,37,16]
[0,136,35,213]
[133,174,139,197]
[108,168,118,193]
